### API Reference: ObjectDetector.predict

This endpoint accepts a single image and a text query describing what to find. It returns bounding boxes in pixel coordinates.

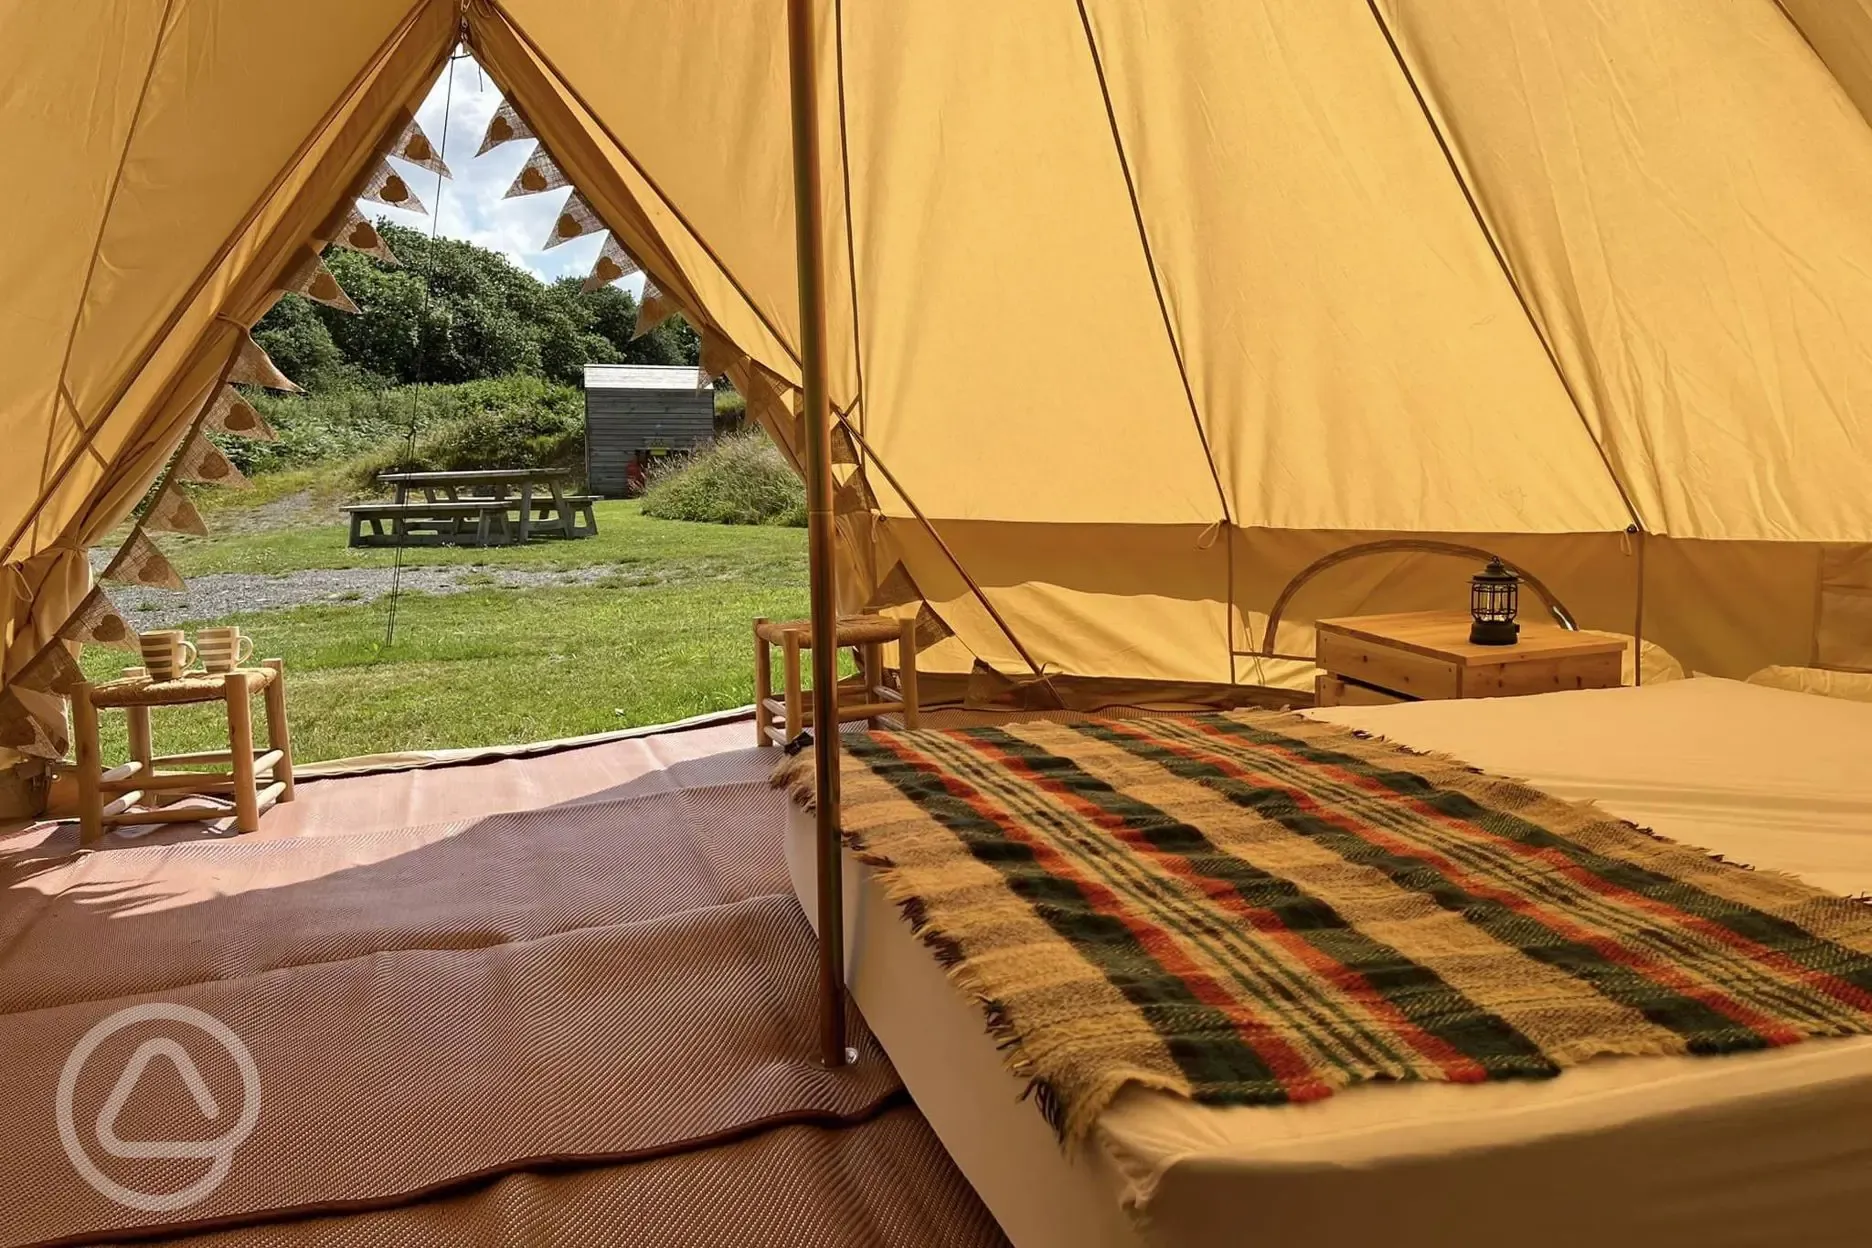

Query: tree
[252,220,702,392]
[253,295,342,385]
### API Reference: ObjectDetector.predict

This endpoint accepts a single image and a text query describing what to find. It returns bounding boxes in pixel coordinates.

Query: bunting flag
[632,281,677,339]
[281,247,360,314]
[478,99,534,155]
[914,602,957,653]
[0,688,63,759]
[740,367,790,428]
[59,586,139,651]
[830,422,861,467]
[384,110,451,178]
[322,205,399,266]
[173,429,250,490]
[356,160,427,215]
[143,482,209,537]
[543,190,604,250]
[227,335,299,392]
[834,472,879,518]
[12,641,83,696]
[503,147,568,198]
[102,529,185,591]
[201,385,277,441]
[864,562,923,613]
[696,330,742,390]
[581,234,639,293]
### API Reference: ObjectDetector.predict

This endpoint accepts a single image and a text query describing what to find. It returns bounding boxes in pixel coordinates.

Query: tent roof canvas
[5,0,1872,742]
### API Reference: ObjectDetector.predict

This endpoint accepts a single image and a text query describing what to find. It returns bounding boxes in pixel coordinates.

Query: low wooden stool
[69,659,296,844]
[753,615,921,747]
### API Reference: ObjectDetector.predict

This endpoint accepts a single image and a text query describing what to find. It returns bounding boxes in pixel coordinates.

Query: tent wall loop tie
[1258,538,1580,656]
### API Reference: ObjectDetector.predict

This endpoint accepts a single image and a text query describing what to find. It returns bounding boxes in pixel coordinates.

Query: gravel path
[92,560,618,630]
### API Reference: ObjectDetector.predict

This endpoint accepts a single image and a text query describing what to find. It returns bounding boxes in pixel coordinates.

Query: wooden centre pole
[787,0,850,1068]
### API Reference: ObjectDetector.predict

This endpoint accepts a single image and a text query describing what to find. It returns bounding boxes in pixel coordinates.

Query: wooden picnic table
[345,468,597,548]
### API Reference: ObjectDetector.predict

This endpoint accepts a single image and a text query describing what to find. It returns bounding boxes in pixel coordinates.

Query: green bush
[713,385,747,428]
[225,389,409,477]
[215,376,586,492]
[353,376,584,485]
[641,430,806,526]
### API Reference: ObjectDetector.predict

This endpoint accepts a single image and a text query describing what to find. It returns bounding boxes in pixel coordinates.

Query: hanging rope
[384,50,463,648]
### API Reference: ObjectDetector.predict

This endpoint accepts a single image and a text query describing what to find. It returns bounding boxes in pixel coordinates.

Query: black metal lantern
[1469,557,1520,645]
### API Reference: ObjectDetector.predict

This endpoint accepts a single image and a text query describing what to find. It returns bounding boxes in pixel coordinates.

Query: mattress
[786,677,1872,1248]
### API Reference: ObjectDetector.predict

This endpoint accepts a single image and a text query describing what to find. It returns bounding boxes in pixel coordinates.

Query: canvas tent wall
[4,0,1871,766]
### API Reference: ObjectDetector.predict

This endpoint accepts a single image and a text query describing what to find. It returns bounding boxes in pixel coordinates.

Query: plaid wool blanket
[782,712,1872,1142]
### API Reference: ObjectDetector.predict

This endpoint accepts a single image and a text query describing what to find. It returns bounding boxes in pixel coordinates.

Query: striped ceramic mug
[196,626,254,674]
[139,630,197,681]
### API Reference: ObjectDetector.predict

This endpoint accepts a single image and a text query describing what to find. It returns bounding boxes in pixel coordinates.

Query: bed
[785,677,1872,1248]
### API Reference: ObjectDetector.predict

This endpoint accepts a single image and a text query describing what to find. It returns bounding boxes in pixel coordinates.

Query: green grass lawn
[83,501,808,764]
[160,499,804,579]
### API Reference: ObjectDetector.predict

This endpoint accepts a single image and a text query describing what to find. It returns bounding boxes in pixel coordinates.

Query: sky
[368,51,646,295]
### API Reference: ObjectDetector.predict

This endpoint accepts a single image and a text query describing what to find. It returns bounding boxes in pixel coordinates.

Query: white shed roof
[583,364,710,392]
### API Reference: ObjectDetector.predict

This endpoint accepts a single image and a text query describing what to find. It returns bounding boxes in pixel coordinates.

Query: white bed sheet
[790,678,1872,1248]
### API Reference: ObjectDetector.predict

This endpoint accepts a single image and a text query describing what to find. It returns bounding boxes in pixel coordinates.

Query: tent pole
[787,0,850,1069]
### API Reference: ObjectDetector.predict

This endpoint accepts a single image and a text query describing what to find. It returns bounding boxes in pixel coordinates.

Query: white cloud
[362,53,645,294]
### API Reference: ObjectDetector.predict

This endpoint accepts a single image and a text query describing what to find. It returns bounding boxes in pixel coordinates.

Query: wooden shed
[582,364,715,497]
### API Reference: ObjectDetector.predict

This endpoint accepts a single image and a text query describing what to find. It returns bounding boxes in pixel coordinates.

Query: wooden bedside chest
[1314,611,1625,707]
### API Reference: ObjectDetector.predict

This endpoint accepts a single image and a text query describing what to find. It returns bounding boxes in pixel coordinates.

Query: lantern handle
[1257,539,1577,656]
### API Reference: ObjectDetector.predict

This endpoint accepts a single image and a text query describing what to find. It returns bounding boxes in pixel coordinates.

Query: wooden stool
[753,615,921,747]
[69,659,296,844]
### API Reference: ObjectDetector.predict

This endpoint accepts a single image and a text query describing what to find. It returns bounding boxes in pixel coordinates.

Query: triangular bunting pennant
[740,368,790,427]
[581,234,640,293]
[833,472,879,518]
[59,587,139,651]
[321,205,399,266]
[864,562,923,613]
[478,99,535,155]
[913,602,956,653]
[830,423,860,467]
[504,147,569,198]
[384,110,450,178]
[173,429,250,490]
[281,247,359,314]
[102,529,186,591]
[13,642,83,696]
[356,160,427,215]
[543,190,604,250]
[227,335,299,392]
[144,482,209,537]
[632,282,677,339]
[201,386,276,441]
[696,330,742,390]
[0,688,64,759]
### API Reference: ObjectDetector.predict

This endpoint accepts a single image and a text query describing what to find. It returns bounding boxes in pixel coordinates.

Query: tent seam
[1767,0,1872,137]
[834,0,868,437]
[1071,0,1230,527]
[1,0,445,568]
[35,0,178,546]
[1073,0,1238,683]
[1359,0,1645,533]
[482,0,804,374]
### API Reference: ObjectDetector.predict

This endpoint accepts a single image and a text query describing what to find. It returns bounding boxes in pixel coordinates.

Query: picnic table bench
[343,468,598,548]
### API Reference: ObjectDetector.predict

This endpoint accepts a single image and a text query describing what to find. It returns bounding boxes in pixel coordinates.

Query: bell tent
[5,0,1872,765]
